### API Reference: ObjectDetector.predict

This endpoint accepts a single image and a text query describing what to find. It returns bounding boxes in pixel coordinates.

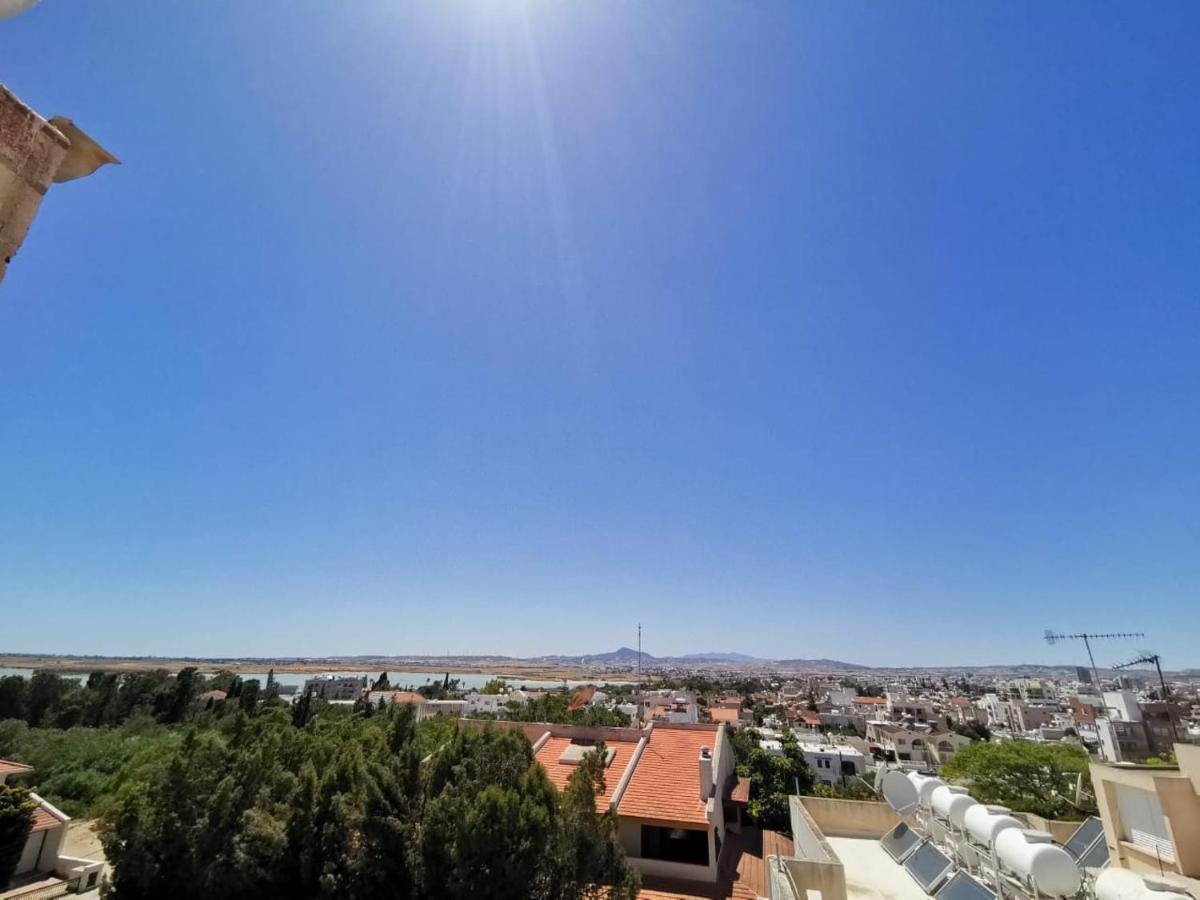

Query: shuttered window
[1115,785,1175,862]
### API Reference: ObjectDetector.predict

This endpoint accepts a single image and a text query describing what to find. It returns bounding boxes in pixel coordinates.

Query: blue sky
[1,2,1197,668]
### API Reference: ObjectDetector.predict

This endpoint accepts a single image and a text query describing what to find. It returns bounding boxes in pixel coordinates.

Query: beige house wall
[799,797,900,839]
[1091,747,1200,878]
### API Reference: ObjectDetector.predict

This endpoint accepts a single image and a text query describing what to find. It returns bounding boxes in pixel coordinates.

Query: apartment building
[851,696,888,718]
[303,674,368,701]
[1090,692,1193,763]
[802,744,868,784]
[636,689,700,724]
[462,691,506,715]
[826,687,858,707]
[946,697,981,725]
[885,692,936,723]
[978,692,1059,734]
[865,722,971,767]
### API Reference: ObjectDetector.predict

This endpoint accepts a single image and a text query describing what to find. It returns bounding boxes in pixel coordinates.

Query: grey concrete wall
[782,798,848,900]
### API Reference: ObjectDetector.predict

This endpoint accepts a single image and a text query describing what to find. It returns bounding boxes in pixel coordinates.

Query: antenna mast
[1044,629,1143,691]
[637,623,642,726]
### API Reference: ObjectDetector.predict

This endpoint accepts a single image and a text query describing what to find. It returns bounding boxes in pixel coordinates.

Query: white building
[827,687,857,707]
[802,744,868,784]
[636,689,699,724]
[865,721,971,767]
[463,691,507,715]
[420,699,467,719]
[885,691,936,723]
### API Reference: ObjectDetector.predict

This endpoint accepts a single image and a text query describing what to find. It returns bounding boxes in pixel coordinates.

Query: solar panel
[881,821,923,862]
[934,871,995,900]
[1062,818,1104,861]
[904,841,954,894]
[1076,834,1111,869]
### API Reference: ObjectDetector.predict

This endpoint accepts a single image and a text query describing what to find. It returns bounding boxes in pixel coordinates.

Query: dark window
[640,825,710,866]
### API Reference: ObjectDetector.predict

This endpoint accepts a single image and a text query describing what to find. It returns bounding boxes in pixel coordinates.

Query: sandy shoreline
[0,654,638,683]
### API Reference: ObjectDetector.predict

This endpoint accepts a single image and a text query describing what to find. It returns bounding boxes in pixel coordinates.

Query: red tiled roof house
[469,720,741,886]
[0,759,104,893]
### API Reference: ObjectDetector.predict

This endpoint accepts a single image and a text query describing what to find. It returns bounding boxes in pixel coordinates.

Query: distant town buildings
[303,674,368,701]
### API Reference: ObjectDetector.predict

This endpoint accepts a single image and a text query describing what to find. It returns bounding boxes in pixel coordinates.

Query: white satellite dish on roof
[882,769,920,815]
[0,0,41,20]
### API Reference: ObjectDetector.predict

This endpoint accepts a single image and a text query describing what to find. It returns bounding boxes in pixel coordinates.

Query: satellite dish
[0,0,41,20]
[882,770,920,815]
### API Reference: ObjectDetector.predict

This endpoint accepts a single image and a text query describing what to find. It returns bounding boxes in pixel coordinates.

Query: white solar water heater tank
[994,829,1081,898]
[963,803,1023,845]
[1095,869,1193,900]
[908,771,946,809]
[931,785,979,828]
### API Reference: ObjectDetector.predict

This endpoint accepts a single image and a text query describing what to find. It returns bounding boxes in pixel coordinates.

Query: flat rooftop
[826,837,930,900]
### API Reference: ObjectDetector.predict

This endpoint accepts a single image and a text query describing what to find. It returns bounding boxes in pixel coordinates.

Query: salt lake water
[0,667,615,691]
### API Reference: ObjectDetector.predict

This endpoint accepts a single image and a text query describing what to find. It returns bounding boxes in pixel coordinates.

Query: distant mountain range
[5,649,1191,677]
[527,647,868,669]
[776,657,870,671]
[521,649,1174,676]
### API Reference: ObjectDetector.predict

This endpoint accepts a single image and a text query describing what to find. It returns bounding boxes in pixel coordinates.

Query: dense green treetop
[940,740,1096,820]
[0,783,36,890]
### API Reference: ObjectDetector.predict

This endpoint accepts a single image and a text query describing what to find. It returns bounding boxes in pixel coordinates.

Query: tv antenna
[1113,652,1178,743]
[1044,629,1143,691]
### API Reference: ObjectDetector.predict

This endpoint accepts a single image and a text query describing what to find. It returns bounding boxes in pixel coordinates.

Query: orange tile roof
[534,735,641,812]
[0,759,33,777]
[708,707,740,723]
[31,806,63,832]
[802,712,821,725]
[853,696,887,704]
[730,775,750,804]
[618,725,718,826]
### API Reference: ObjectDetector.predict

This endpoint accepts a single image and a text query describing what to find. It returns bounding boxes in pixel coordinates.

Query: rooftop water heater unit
[877,765,1118,900]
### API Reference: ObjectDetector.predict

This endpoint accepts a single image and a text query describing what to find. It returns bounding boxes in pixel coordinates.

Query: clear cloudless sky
[1,1,1197,668]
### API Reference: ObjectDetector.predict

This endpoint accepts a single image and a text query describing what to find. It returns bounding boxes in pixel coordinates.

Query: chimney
[698,746,713,801]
